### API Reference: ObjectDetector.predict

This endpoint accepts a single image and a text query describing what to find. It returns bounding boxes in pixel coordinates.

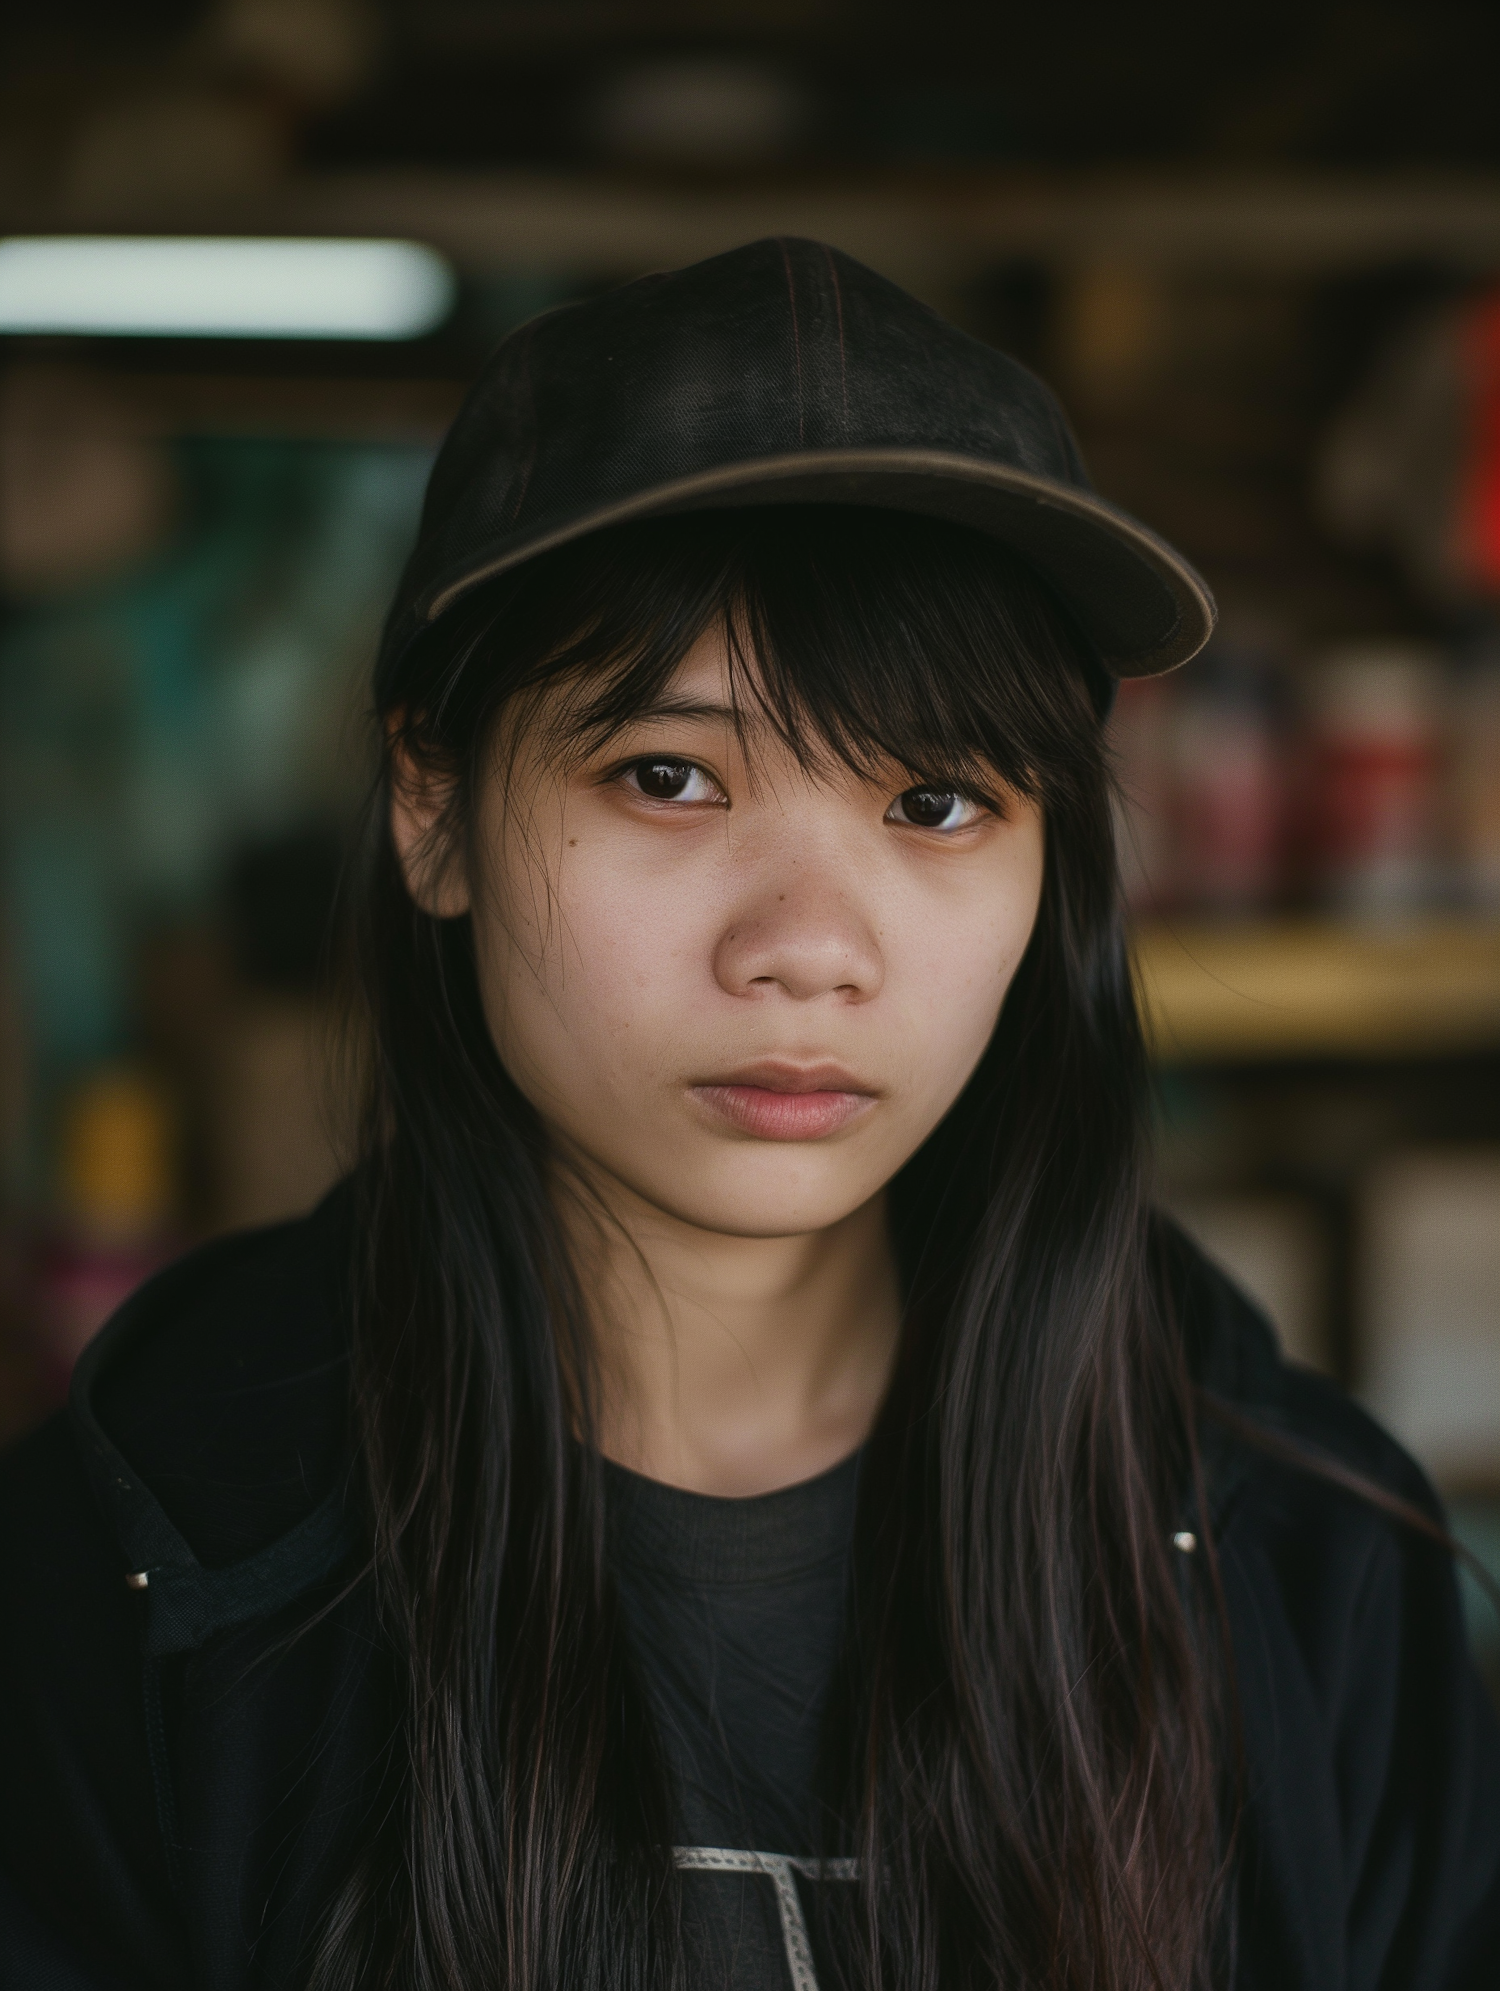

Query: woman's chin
[618,1151,885,1241]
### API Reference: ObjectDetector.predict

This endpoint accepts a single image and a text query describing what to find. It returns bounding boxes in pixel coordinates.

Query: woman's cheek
[899,893,1032,1099]
[913,949,1006,1100]
[553,864,698,1068]
[599,914,704,1071]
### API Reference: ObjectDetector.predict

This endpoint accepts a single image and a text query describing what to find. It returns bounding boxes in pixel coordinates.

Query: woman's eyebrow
[619,697,740,726]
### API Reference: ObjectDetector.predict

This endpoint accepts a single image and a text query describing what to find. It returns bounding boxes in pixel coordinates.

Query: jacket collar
[68,1199,1286,1654]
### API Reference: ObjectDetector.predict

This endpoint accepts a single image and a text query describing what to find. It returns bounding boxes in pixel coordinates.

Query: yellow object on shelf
[1132,917,1500,1061]
[56,1066,177,1243]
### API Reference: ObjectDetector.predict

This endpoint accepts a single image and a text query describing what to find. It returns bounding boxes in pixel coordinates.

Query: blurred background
[2,0,1500,1681]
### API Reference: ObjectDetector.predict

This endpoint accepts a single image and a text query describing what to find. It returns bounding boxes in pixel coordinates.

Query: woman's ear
[389,725,471,919]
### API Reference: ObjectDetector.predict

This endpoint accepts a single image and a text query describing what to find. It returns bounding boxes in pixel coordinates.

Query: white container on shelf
[1166,1193,1330,1372]
[1359,1149,1500,1487]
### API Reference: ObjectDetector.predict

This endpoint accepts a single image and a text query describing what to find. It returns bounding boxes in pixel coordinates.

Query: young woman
[2,239,1497,1991]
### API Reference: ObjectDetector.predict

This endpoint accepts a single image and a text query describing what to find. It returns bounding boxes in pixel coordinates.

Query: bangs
[403,506,1108,803]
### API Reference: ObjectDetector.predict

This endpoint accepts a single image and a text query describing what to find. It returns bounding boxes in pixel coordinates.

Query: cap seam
[820,242,849,437]
[777,238,806,447]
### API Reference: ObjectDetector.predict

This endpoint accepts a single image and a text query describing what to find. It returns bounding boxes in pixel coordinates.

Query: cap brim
[422,448,1215,678]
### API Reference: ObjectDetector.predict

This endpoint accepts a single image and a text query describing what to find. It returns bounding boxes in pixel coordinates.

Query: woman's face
[400,630,1045,1240]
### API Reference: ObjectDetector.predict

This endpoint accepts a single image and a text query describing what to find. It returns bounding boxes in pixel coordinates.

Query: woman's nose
[711,870,885,1003]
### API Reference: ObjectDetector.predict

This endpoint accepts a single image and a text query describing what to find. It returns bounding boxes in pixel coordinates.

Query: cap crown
[380,237,1212,683]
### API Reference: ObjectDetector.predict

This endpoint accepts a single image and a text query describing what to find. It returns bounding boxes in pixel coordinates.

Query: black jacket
[1,1186,1498,1990]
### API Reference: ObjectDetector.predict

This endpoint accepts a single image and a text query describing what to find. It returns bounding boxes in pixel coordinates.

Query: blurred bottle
[1169,637,1286,914]
[1302,645,1446,914]
[29,1067,178,1393]
[1316,285,1500,613]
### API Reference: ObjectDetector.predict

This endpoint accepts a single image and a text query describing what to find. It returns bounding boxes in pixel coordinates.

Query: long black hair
[310,506,1228,1991]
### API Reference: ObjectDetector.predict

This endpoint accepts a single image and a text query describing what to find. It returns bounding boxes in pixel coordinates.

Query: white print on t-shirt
[673,1847,858,1991]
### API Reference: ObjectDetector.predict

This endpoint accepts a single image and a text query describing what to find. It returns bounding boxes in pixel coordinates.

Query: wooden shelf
[292,166,1500,284]
[12,169,1500,297]
[1132,917,1500,1062]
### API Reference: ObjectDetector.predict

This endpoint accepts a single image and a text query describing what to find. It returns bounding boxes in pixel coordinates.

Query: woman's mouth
[689,1062,878,1141]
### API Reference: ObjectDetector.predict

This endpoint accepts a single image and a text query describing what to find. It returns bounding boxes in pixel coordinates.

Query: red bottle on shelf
[1303,645,1446,915]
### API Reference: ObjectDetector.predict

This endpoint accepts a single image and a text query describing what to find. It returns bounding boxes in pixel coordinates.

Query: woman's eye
[886,786,986,832]
[624,758,722,804]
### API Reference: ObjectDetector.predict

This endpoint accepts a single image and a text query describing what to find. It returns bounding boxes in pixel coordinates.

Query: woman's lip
[702,1059,873,1095]
[690,1083,875,1141]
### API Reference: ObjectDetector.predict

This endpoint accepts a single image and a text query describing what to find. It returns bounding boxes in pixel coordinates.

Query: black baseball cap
[377,237,1214,691]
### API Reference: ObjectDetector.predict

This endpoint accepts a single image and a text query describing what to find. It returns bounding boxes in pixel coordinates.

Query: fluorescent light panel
[0,236,456,340]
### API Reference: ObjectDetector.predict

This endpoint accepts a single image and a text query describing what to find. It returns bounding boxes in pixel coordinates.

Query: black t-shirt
[606,1451,860,1991]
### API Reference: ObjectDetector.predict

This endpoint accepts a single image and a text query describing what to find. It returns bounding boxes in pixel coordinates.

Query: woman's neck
[553,1161,901,1497]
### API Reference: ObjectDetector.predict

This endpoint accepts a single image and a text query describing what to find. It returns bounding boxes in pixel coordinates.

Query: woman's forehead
[633,628,743,721]
[597,633,873,772]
